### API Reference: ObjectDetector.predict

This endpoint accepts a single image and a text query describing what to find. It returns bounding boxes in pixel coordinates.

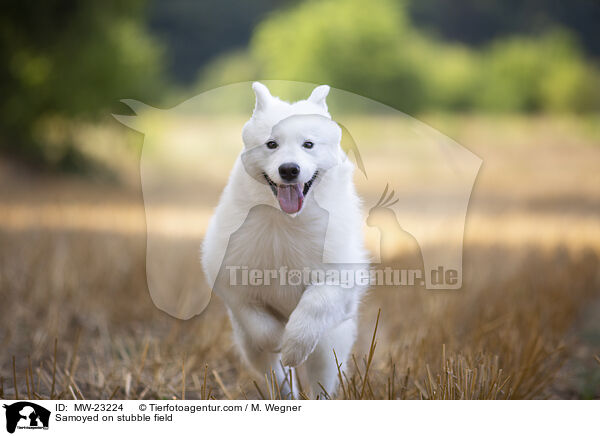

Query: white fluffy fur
[201,82,368,398]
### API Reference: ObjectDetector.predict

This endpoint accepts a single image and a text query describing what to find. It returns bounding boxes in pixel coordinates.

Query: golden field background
[1,115,599,399]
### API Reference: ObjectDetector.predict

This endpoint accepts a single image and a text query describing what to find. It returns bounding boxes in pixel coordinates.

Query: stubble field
[1,115,599,399]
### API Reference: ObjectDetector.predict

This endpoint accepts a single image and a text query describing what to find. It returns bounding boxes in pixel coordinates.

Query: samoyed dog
[201,82,368,398]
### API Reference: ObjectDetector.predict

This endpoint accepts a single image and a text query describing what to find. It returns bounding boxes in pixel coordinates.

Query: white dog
[201,82,368,398]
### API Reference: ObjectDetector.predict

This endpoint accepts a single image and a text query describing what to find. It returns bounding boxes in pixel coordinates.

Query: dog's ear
[308,85,330,111]
[252,82,273,113]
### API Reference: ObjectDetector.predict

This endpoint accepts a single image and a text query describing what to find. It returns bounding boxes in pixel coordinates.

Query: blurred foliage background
[1,0,599,169]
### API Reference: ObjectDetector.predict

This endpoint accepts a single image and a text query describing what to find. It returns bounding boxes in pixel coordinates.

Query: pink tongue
[277,184,304,214]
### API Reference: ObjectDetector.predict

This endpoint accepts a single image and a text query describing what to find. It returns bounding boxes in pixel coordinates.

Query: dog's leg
[230,312,297,399]
[230,304,286,352]
[280,282,363,368]
[304,317,357,399]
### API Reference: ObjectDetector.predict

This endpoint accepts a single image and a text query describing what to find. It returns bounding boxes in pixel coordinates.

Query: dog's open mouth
[263,171,318,214]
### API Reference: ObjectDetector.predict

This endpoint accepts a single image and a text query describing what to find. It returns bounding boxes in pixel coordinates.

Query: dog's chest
[226,202,327,268]
[221,202,328,311]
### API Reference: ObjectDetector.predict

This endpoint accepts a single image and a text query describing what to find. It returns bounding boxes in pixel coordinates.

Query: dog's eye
[303,141,314,149]
[266,140,278,149]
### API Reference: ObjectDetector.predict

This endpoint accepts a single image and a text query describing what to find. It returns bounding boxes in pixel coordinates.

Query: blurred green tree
[148,0,297,84]
[0,0,164,170]
[250,0,427,113]
[197,0,600,114]
[474,30,600,112]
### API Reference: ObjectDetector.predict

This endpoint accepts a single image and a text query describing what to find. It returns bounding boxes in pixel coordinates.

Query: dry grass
[1,222,598,400]
[1,115,599,399]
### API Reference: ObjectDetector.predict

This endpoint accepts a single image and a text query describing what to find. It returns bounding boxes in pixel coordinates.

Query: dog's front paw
[280,328,319,367]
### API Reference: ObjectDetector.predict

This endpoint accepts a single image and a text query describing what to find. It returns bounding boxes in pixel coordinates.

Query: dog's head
[241,82,343,214]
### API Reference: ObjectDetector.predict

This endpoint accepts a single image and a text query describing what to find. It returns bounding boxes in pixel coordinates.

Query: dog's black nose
[278,162,300,182]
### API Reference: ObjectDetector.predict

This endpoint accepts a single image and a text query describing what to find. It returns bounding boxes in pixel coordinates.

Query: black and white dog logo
[2,402,50,433]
